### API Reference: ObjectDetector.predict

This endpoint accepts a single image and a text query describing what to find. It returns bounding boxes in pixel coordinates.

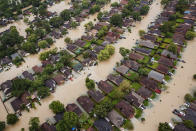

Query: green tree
[90,5,100,14]
[7,114,18,125]
[22,41,37,54]
[49,17,64,28]
[132,12,141,21]
[27,34,38,43]
[56,120,69,131]
[110,14,123,27]
[60,9,71,21]
[123,119,134,130]
[158,122,172,131]
[29,117,40,131]
[85,78,95,90]
[63,112,79,129]
[161,0,170,6]
[183,120,194,129]
[184,94,194,102]
[49,101,65,114]
[11,79,32,97]
[45,38,54,45]
[38,40,48,49]
[168,43,177,54]
[79,114,93,129]
[185,31,195,40]
[98,49,110,61]
[93,100,113,118]
[139,30,146,37]
[106,45,115,55]
[64,37,73,44]
[119,47,130,57]
[37,86,50,98]
[140,5,150,15]
[0,121,5,131]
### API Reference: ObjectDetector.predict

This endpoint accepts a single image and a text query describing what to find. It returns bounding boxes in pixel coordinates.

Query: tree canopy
[0,121,5,131]
[7,114,18,125]
[49,101,65,114]
[110,14,123,27]
[158,122,172,131]
[29,117,40,131]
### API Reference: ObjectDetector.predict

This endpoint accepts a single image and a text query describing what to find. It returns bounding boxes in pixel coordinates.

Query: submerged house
[22,71,34,81]
[32,65,43,74]
[53,74,65,85]
[136,87,152,99]
[60,66,72,79]
[77,96,94,114]
[122,59,141,71]
[129,52,144,61]
[156,64,169,75]
[94,119,112,131]
[40,122,56,131]
[161,50,177,60]
[108,109,124,128]
[115,100,135,119]
[158,56,173,67]
[139,77,161,94]
[107,74,123,86]
[125,90,145,108]
[66,103,83,116]
[1,80,12,98]
[45,79,56,91]
[139,40,156,49]
[87,90,105,103]
[134,47,152,56]
[148,70,164,83]
[115,65,129,75]
[97,80,114,94]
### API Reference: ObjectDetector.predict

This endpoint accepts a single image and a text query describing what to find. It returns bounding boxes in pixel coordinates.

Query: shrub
[123,119,134,130]
[49,101,65,114]
[85,78,95,90]
[193,74,196,80]
[0,121,5,131]
[64,37,73,44]
[185,31,195,40]
[158,122,172,131]
[7,114,18,125]
[184,94,194,102]
[38,40,48,49]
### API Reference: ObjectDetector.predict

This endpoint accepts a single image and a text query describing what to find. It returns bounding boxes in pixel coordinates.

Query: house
[54,112,64,123]
[136,87,152,99]
[161,50,177,60]
[190,102,196,111]
[158,56,173,67]
[72,60,83,72]
[139,40,156,49]
[134,47,152,56]
[93,45,104,54]
[143,34,156,42]
[10,53,21,60]
[1,56,12,65]
[60,66,72,79]
[81,35,93,41]
[125,90,145,108]
[97,80,114,94]
[77,96,94,113]
[94,119,112,131]
[53,74,65,85]
[173,33,185,46]
[66,103,83,116]
[182,108,196,127]
[87,90,105,103]
[115,65,129,75]
[42,60,52,67]
[40,122,56,131]
[107,74,123,86]
[22,71,34,81]
[174,124,194,131]
[104,32,120,43]
[148,70,164,83]
[139,77,161,94]
[67,44,78,52]
[122,59,141,71]
[123,18,133,27]
[11,92,31,112]
[75,39,86,48]
[129,52,144,61]
[1,80,12,97]
[115,100,135,118]
[120,0,129,5]
[49,54,60,64]
[45,79,56,91]
[80,9,89,17]
[32,65,43,74]
[156,64,169,75]
[108,110,124,128]
[94,22,109,30]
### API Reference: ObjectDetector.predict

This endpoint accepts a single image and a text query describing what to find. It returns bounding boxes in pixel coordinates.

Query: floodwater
[47,0,71,14]
[4,0,164,130]
[133,38,196,131]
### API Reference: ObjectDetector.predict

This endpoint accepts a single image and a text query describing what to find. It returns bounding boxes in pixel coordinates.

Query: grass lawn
[163,38,173,44]
[135,108,143,118]
[125,71,139,81]
[156,37,163,43]
[96,39,104,45]
[83,41,91,49]
[150,50,156,56]
[176,19,184,23]
[156,48,163,54]
[160,43,169,49]
[153,54,161,61]
[138,56,150,64]
[164,75,171,81]
[131,82,142,91]
[138,67,152,75]
[147,62,159,69]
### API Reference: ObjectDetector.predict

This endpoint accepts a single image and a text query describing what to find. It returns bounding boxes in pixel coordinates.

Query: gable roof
[156,64,169,74]
[41,122,56,131]
[136,87,152,99]
[32,65,43,74]
[66,103,83,116]
[22,71,34,81]
[87,90,105,103]
[125,90,145,108]
[97,80,114,94]
[148,70,164,82]
[161,50,177,59]
[53,74,65,85]
[115,100,135,118]
[139,77,160,93]
[107,74,123,86]
[129,52,144,61]
[94,119,112,131]
[108,110,124,128]
[139,40,156,49]
[158,56,173,67]
[77,96,94,113]
[134,47,152,56]
[116,65,129,75]
[122,59,140,71]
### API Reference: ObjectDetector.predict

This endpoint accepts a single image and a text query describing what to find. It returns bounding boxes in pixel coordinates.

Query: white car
[168,123,174,129]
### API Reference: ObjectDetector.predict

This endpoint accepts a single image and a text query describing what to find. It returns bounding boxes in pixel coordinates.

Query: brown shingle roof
[129,52,144,61]
[66,103,83,116]
[87,90,105,103]
[77,96,94,113]
[97,80,114,94]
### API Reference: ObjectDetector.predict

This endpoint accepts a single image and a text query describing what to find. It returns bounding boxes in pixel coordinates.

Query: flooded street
[47,0,71,14]
[4,0,165,130]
